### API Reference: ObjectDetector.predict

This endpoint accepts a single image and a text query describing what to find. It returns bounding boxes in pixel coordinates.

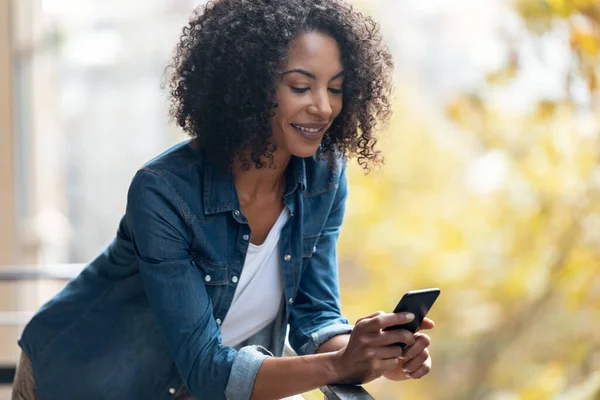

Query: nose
[307,89,333,120]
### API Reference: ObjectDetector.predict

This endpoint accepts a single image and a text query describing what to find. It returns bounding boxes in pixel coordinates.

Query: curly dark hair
[166,0,393,170]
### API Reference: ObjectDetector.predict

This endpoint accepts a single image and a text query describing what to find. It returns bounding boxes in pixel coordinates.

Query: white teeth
[293,124,321,133]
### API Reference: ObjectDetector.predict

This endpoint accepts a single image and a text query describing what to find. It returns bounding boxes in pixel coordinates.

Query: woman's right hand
[331,311,416,385]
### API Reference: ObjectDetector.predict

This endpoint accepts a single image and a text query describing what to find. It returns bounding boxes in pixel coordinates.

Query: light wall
[0,0,15,266]
[0,4,19,399]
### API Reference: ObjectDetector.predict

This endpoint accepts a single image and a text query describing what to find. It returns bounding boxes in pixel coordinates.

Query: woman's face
[271,31,344,159]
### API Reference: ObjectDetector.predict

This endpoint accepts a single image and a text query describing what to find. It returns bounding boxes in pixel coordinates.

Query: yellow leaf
[570,25,600,57]
[589,69,598,91]
[535,101,558,120]
[546,0,574,17]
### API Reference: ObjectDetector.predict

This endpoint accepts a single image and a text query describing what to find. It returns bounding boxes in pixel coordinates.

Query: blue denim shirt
[19,140,353,400]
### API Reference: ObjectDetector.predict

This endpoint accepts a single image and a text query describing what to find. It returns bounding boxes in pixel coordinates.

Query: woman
[12,0,434,399]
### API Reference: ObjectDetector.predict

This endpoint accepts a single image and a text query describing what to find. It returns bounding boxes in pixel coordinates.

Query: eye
[290,86,309,94]
[328,88,343,95]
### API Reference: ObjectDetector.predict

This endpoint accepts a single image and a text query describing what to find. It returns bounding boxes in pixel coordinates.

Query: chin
[283,125,326,158]
[289,144,321,158]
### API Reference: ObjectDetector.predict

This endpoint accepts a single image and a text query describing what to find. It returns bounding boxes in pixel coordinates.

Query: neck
[232,149,292,199]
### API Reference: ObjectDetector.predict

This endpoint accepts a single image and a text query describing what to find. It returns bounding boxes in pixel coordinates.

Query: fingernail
[405,373,412,379]
[405,313,415,321]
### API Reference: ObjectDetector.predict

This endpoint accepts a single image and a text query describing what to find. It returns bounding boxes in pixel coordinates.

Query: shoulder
[127,139,207,213]
[135,139,206,191]
[141,139,203,175]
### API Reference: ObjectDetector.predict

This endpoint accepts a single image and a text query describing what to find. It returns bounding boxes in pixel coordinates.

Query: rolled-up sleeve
[225,346,272,399]
[288,163,354,356]
[127,168,268,400]
[296,322,354,356]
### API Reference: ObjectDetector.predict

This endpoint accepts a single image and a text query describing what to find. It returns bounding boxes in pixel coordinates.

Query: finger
[401,333,430,360]
[417,318,435,331]
[406,357,432,379]
[356,311,385,325]
[401,349,429,373]
[361,312,415,333]
[376,329,415,348]
[378,357,402,373]
[377,345,405,360]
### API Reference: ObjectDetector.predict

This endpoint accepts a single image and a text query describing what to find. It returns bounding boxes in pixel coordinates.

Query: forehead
[282,32,343,72]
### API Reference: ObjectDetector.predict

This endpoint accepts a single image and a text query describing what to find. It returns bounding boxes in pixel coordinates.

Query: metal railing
[0,265,374,399]
[0,366,14,386]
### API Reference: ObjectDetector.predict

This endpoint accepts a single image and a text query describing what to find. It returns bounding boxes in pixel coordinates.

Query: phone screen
[383,288,440,347]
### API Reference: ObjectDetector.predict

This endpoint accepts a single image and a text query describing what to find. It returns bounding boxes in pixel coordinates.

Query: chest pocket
[191,253,228,285]
[302,235,320,258]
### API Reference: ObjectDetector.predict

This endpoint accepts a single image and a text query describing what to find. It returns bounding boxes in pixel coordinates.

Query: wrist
[324,350,344,384]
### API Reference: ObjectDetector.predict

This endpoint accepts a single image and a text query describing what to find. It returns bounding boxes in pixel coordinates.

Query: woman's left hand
[382,318,434,381]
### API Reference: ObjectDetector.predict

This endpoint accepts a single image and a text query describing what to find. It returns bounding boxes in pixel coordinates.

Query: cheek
[274,93,306,122]
[332,98,343,118]
[271,101,294,133]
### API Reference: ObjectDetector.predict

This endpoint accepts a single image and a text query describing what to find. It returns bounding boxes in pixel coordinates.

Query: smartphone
[383,288,440,348]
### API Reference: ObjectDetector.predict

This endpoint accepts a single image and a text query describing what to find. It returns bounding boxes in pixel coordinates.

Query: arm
[288,162,355,356]
[316,334,350,354]
[251,352,338,399]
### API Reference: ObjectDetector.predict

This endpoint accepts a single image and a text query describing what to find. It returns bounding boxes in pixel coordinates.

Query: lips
[291,123,328,140]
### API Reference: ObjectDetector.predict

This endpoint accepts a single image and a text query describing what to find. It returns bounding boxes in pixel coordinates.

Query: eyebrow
[281,68,345,81]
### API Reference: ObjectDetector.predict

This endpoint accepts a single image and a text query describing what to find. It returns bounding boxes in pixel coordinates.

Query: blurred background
[0,0,599,399]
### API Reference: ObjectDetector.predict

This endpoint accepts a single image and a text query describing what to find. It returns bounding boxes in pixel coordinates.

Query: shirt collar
[203,155,307,216]
[285,155,307,196]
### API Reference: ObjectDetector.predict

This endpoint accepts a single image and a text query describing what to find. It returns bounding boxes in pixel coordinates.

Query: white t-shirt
[220,207,290,348]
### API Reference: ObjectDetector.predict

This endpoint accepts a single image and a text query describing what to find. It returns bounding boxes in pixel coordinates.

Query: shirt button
[216,318,222,325]
[243,234,249,241]
[204,275,212,282]
[168,387,176,395]
[313,246,317,253]
[234,210,241,216]
[284,254,291,261]
[232,276,239,284]
[288,298,294,305]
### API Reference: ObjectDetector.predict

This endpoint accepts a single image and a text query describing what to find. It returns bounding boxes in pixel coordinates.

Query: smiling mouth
[290,123,327,140]
[291,124,325,133]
